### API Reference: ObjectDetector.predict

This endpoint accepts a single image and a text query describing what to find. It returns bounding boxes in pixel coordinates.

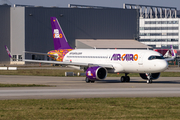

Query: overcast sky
[3,0,180,9]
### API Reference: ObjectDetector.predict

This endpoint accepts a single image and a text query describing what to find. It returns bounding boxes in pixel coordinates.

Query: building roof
[76,39,152,49]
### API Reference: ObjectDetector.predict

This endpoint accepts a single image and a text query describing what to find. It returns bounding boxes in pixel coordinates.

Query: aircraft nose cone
[158,60,168,71]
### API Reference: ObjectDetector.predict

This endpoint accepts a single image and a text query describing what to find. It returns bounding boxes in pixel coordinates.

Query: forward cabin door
[138,53,144,66]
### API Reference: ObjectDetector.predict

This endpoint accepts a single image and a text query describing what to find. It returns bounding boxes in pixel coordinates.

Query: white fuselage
[63,49,168,73]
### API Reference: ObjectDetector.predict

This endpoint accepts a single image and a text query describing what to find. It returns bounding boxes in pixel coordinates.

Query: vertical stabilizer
[50,17,72,50]
[165,45,176,61]
[170,45,175,57]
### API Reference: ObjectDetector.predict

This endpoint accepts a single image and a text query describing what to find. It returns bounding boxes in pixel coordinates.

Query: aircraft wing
[24,59,114,68]
[6,45,113,69]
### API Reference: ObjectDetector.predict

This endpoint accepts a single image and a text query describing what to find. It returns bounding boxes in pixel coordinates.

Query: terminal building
[0,4,141,64]
[124,4,180,50]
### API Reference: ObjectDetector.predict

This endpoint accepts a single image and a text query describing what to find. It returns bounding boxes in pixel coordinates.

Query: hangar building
[0,4,140,64]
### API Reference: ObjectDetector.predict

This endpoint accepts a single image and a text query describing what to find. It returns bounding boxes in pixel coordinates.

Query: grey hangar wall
[0,5,10,64]
[25,7,138,52]
[0,6,139,63]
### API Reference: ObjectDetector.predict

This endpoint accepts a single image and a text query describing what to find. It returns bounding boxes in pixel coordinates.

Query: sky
[2,0,180,10]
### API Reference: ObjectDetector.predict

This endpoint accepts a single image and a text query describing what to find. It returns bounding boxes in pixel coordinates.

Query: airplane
[5,17,176,84]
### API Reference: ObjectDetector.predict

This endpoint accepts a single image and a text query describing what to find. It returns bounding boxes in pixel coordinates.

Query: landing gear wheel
[121,76,126,82]
[147,80,152,84]
[126,76,130,82]
[146,73,152,84]
[90,81,95,83]
[150,80,152,83]
[147,80,150,84]
[85,77,91,83]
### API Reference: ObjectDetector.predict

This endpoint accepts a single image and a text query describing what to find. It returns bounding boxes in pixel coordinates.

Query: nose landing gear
[146,73,152,84]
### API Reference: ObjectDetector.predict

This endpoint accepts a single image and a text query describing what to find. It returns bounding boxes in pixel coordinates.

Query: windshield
[148,55,165,60]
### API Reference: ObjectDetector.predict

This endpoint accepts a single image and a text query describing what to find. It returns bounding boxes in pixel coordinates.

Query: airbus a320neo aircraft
[5,17,176,84]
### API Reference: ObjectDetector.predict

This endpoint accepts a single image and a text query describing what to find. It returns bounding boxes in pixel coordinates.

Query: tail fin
[170,45,175,57]
[165,45,176,61]
[50,17,72,50]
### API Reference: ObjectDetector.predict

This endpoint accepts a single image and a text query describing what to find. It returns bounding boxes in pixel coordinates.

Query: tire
[147,80,150,84]
[85,77,90,83]
[126,76,130,82]
[121,76,125,82]
[150,80,152,83]
[90,81,95,83]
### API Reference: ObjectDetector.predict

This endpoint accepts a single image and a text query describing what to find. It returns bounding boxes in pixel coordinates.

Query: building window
[140,27,178,30]
[148,45,156,49]
[32,55,45,60]
[139,39,178,42]
[173,45,179,49]
[140,33,178,36]
[147,45,178,49]
[167,33,179,36]
[18,55,22,61]
[145,21,179,24]
[12,55,17,61]
[12,55,22,61]
[161,45,178,49]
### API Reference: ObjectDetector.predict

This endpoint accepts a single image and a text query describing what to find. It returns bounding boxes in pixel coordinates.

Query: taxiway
[0,75,180,99]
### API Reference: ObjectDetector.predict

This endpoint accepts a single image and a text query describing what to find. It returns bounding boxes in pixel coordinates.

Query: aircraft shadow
[150,81,180,84]
[94,79,180,84]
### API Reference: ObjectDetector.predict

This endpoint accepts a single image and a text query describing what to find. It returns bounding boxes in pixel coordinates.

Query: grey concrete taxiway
[0,75,180,99]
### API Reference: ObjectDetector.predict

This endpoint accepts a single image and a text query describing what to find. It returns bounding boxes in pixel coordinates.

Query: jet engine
[139,73,160,80]
[86,66,107,80]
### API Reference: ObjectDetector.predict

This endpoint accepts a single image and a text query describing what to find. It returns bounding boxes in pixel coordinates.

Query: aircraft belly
[111,63,124,73]
[123,64,139,73]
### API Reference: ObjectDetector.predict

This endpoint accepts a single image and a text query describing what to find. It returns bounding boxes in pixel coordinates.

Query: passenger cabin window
[148,56,164,60]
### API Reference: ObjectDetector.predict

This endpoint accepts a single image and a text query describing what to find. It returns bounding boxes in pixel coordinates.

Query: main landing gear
[85,77,95,83]
[146,73,152,84]
[121,73,130,82]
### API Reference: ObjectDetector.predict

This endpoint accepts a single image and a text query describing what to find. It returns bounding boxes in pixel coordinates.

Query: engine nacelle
[86,66,107,80]
[139,73,160,80]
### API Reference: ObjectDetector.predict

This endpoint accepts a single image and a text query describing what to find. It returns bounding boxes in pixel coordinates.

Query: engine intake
[86,66,107,80]
[139,73,160,80]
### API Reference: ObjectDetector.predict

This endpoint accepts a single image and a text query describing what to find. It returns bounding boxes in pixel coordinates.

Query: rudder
[50,17,72,50]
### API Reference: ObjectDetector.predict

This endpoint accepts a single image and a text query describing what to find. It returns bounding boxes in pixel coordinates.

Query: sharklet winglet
[5,45,12,58]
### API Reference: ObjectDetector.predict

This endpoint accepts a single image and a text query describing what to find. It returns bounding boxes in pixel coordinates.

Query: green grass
[0,69,180,77]
[0,69,82,77]
[0,84,52,87]
[0,97,180,119]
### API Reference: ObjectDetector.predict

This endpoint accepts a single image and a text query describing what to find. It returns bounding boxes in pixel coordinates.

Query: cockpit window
[148,55,165,60]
